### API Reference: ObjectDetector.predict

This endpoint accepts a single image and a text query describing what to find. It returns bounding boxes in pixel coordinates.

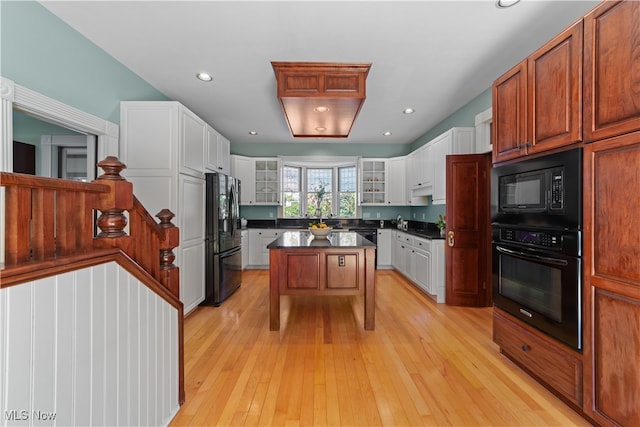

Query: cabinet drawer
[493,309,582,407]
[413,236,431,252]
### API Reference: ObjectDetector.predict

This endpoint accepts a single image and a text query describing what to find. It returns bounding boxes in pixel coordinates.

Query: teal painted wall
[1,1,169,124]
[410,88,492,152]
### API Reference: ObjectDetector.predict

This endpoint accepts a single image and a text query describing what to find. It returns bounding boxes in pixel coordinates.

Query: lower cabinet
[248,229,284,268]
[376,229,392,268]
[493,308,583,409]
[241,230,248,269]
[393,231,445,303]
[179,241,205,315]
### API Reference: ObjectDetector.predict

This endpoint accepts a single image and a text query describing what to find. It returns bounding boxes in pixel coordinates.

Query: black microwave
[491,148,582,230]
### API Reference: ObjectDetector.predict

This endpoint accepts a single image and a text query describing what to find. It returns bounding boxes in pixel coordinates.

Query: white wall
[0,262,180,426]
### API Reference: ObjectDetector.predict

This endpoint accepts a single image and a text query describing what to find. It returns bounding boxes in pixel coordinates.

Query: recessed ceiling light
[496,0,521,8]
[314,106,330,113]
[383,131,392,136]
[249,131,258,135]
[403,108,415,114]
[196,72,213,82]
[316,127,327,132]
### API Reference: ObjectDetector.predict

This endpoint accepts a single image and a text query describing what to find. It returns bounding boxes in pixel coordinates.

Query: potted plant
[437,214,446,237]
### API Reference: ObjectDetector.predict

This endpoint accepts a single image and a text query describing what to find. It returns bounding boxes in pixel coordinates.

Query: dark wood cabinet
[583,130,640,426]
[493,21,583,164]
[493,308,583,409]
[583,0,640,142]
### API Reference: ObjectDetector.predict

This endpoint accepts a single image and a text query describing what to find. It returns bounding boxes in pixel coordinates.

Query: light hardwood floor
[170,269,591,426]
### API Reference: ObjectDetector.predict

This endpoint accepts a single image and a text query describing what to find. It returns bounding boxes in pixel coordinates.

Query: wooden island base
[268,233,376,331]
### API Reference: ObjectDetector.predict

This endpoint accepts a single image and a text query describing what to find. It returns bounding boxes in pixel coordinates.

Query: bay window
[281,161,357,218]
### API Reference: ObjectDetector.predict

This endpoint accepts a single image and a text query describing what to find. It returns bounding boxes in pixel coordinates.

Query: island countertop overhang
[266,230,376,249]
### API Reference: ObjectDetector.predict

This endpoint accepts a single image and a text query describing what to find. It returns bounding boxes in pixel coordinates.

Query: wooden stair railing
[1,155,184,405]
[1,156,180,298]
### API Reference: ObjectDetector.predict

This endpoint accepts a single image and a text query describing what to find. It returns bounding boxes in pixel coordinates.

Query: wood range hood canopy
[271,61,372,139]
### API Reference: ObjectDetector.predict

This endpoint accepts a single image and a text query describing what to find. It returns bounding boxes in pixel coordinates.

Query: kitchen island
[267,231,376,331]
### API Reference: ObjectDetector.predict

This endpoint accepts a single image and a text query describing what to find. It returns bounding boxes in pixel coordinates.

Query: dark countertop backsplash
[242,218,444,239]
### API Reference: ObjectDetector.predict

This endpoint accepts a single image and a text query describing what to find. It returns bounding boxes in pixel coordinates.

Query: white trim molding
[0,76,119,173]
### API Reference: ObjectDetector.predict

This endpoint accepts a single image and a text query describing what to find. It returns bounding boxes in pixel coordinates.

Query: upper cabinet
[206,126,231,175]
[359,159,386,204]
[493,21,583,164]
[231,155,280,205]
[431,127,474,205]
[583,0,640,142]
[386,156,407,205]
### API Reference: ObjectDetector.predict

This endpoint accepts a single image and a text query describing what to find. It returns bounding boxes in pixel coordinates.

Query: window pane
[307,169,332,192]
[283,192,300,217]
[339,192,356,217]
[283,166,300,192]
[339,166,356,192]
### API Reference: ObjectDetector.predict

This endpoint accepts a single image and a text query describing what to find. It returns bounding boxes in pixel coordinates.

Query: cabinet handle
[526,141,531,147]
[447,231,454,247]
[521,345,530,352]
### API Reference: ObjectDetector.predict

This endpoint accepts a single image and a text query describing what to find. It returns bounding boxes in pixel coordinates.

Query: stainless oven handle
[496,245,568,266]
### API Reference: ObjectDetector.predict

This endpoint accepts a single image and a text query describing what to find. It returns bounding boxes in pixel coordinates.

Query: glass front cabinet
[359,159,386,205]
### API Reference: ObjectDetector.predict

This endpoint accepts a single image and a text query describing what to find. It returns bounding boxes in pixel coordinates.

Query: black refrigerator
[202,172,242,306]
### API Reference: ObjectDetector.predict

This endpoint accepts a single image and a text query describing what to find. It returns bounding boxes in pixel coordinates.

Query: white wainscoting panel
[0,262,180,426]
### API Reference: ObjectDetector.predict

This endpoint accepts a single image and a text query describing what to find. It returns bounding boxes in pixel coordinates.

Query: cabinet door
[206,126,221,172]
[493,61,527,163]
[583,131,640,426]
[178,174,205,246]
[218,135,231,175]
[255,159,280,205]
[376,229,392,267]
[584,0,640,142]
[179,241,205,315]
[179,107,206,176]
[386,157,406,205]
[241,230,248,269]
[360,159,386,204]
[232,155,255,205]
[528,20,583,154]
[414,249,431,294]
[248,230,264,266]
[431,133,450,205]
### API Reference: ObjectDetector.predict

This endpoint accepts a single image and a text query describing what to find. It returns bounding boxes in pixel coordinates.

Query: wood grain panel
[326,253,358,289]
[592,141,640,284]
[529,20,582,150]
[286,253,321,289]
[493,61,527,163]
[584,0,640,141]
[592,288,640,425]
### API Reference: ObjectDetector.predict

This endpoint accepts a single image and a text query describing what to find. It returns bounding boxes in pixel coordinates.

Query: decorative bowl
[308,226,332,239]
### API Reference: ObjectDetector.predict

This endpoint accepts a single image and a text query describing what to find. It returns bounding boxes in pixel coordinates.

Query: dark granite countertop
[266,230,376,249]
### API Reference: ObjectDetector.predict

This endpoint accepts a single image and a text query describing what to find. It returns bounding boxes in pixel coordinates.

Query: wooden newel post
[94,156,134,251]
[157,208,180,298]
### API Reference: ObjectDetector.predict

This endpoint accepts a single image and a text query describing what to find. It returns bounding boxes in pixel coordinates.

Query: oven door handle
[496,245,569,266]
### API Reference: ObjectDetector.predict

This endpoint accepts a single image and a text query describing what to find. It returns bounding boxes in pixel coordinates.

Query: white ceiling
[41,0,599,146]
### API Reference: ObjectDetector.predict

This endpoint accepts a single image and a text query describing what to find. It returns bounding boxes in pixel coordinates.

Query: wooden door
[583,131,640,426]
[528,20,583,154]
[492,61,527,164]
[583,0,640,142]
[444,153,491,307]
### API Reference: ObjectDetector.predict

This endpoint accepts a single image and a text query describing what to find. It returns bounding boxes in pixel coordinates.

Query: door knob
[447,231,454,247]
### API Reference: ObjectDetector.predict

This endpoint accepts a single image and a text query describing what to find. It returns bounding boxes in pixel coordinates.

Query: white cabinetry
[206,126,230,175]
[359,159,386,204]
[376,229,392,268]
[474,107,493,154]
[410,144,432,194]
[393,231,446,303]
[241,229,248,270]
[386,156,406,205]
[248,229,284,268]
[231,155,280,205]
[430,127,474,205]
[120,101,217,315]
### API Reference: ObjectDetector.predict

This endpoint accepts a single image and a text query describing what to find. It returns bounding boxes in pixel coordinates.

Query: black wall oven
[491,148,582,351]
